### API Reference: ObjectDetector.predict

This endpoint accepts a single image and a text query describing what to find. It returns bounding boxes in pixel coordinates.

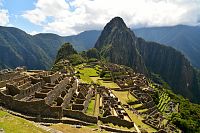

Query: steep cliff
[95,17,147,74]
[136,38,195,100]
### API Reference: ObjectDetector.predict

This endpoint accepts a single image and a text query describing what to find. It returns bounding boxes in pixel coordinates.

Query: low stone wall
[8,110,92,126]
[99,116,134,128]
[142,119,159,130]
[0,92,62,118]
[143,100,155,108]
[42,72,60,83]
[0,80,9,88]
[127,100,141,105]
[62,87,76,108]
[100,125,137,133]
[72,104,84,110]
[18,81,31,90]
[0,71,20,81]
[14,82,42,100]
[63,109,98,124]
[45,78,69,105]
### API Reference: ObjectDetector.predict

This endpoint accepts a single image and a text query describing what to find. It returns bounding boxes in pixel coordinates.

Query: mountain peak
[106,17,127,29]
[95,17,147,74]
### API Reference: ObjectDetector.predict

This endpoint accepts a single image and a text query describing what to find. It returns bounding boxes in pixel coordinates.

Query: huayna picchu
[95,17,200,103]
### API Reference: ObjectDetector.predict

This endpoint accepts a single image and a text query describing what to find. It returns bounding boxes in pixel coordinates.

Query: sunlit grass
[0,110,47,133]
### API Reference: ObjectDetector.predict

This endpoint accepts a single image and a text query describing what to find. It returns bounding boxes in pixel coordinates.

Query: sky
[0,0,200,36]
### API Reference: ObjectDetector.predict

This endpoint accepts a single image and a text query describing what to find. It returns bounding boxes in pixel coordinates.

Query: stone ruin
[0,64,179,132]
[0,68,79,118]
[98,86,134,128]
[102,63,178,132]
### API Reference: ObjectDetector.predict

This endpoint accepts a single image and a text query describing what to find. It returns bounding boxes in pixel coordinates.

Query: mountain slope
[94,17,200,103]
[0,26,51,69]
[95,17,147,74]
[0,27,100,70]
[134,25,200,68]
[136,38,196,99]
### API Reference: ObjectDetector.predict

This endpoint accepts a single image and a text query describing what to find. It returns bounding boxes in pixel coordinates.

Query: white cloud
[0,0,9,26]
[29,31,39,35]
[0,9,9,26]
[22,0,200,35]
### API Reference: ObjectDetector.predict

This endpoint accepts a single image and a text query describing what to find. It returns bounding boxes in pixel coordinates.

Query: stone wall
[99,116,134,128]
[0,91,62,118]
[63,109,98,124]
[62,87,76,108]
[45,77,69,105]
[0,71,20,81]
[100,125,137,133]
[42,72,60,83]
[0,75,27,88]
[14,82,42,100]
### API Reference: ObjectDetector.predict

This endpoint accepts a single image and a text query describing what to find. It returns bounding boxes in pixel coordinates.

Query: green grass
[0,110,47,133]
[111,90,137,104]
[78,67,98,83]
[132,104,143,109]
[97,80,120,89]
[138,109,148,113]
[86,99,95,116]
[125,109,157,132]
[90,77,100,83]
[157,92,171,112]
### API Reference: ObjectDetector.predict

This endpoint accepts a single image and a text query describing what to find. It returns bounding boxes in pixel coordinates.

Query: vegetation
[77,67,98,83]
[111,90,137,104]
[97,80,119,89]
[86,48,100,59]
[0,110,47,133]
[86,99,95,116]
[170,94,200,132]
[55,42,77,63]
[150,81,200,132]
[157,92,171,112]
[68,54,86,65]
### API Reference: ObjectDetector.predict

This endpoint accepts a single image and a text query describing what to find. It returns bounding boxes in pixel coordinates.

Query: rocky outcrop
[95,17,147,74]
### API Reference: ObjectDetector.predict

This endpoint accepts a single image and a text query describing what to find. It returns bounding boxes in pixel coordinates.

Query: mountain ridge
[0,24,200,70]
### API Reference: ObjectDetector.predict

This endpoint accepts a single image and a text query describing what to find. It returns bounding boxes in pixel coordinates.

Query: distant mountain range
[0,24,200,70]
[0,26,100,69]
[135,25,200,68]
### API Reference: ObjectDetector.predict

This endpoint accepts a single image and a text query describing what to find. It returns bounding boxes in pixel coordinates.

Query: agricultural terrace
[111,90,157,132]
[75,64,120,89]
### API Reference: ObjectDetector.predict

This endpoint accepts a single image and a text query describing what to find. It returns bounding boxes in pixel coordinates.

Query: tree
[86,48,100,59]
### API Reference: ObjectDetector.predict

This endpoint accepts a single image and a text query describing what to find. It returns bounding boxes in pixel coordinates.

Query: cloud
[0,10,9,26]
[22,0,200,35]
[0,0,9,26]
